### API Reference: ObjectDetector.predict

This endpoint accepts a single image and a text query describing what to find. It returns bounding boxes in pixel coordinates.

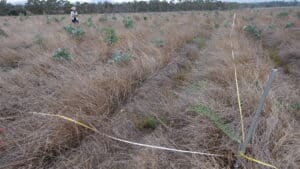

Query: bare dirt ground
[0,8,299,169]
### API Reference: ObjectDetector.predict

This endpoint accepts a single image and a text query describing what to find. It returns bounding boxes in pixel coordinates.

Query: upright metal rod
[240,69,277,153]
[234,69,277,168]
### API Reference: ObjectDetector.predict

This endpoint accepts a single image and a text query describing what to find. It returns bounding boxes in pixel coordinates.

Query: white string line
[230,13,236,39]
[29,112,224,157]
[103,133,224,157]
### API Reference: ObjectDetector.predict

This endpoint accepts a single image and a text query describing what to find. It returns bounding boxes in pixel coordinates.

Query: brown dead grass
[0,8,299,169]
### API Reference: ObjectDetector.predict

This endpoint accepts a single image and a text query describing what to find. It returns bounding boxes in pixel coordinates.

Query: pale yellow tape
[230,13,245,143]
[29,112,278,168]
[29,112,223,157]
[239,152,278,169]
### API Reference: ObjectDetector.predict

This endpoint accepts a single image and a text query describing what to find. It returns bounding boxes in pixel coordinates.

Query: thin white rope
[29,112,224,157]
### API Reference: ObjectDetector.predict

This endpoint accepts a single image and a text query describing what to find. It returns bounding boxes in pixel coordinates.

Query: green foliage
[268,24,276,30]
[151,38,164,47]
[108,50,133,64]
[84,17,95,28]
[188,80,208,91]
[224,22,230,28]
[64,25,85,39]
[0,28,8,38]
[3,21,9,26]
[214,23,219,28]
[53,48,71,60]
[112,15,117,20]
[143,16,147,21]
[277,12,289,19]
[19,13,28,21]
[290,102,300,110]
[60,16,65,21]
[34,34,45,47]
[284,22,295,29]
[99,15,108,22]
[193,37,206,49]
[190,104,240,143]
[46,16,54,24]
[138,116,160,130]
[102,27,118,45]
[123,17,134,29]
[243,25,261,39]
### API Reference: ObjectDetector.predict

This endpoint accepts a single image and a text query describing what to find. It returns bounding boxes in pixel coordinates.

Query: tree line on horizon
[0,0,299,16]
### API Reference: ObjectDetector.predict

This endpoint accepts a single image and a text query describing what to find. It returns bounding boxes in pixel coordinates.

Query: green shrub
[108,50,133,64]
[99,15,108,22]
[138,116,160,130]
[190,104,240,143]
[243,25,261,39]
[143,16,147,21]
[214,23,219,28]
[46,16,54,24]
[102,27,118,45]
[34,34,45,47]
[284,22,295,29]
[224,22,230,28]
[53,48,71,60]
[151,38,164,47]
[193,37,206,49]
[123,17,134,29]
[84,17,95,28]
[112,15,117,20]
[3,22,9,26]
[268,24,276,30]
[64,25,85,39]
[0,28,8,38]
[290,102,300,110]
[19,13,28,22]
[277,12,289,19]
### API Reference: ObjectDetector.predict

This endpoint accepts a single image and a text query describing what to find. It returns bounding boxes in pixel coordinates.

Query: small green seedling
[123,17,134,29]
[102,27,118,45]
[138,116,160,130]
[243,25,261,39]
[190,104,240,143]
[108,50,133,64]
[53,48,71,60]
[64,26,85,39]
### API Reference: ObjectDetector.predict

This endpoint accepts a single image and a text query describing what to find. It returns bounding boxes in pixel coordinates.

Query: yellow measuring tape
[238,152,278,169]
[228,13,277,169]
[230,13,245,143]
[29,112,278,168]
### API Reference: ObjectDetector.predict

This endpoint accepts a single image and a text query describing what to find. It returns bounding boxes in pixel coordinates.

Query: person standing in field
[70,7,79,23]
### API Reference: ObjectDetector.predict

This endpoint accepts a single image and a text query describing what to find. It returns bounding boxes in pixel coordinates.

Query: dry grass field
[0,7,299,169]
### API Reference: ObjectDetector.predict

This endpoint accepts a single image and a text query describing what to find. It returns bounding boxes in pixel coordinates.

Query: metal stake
[234,69,278,168]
